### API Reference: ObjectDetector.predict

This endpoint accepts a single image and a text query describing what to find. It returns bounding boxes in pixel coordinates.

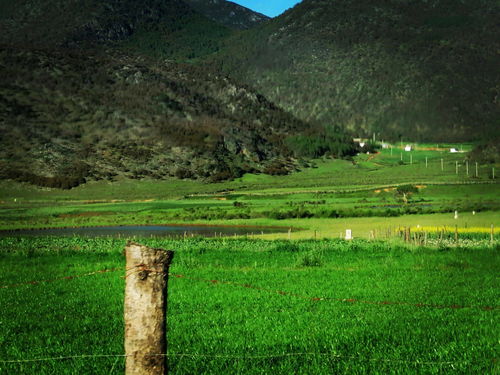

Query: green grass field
[0,237,498,374]
[0,144,498,374]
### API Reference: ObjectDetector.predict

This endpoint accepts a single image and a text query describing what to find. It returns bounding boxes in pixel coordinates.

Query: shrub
[296,251,323,267]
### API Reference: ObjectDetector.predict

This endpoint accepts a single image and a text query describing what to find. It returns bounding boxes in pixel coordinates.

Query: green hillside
[212,0,500,141]
[0,0,233,61]
[0,0,360,188]
[1,46,339,187]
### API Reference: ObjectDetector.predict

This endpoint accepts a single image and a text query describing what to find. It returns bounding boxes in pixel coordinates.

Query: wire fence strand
[1,265,497,311]
[0,352,491,367]
[0,266,142,289]
[169,273,499,311]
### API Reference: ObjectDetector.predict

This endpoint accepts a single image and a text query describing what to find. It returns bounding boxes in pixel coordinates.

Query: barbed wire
[0,267,496,369]
[170,273,499,311]
[1,266,496,311]
[0,352,490,367]
[0,266,134,289]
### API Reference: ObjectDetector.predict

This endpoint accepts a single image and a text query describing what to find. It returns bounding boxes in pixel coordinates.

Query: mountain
[0,0,358,188]
[183,0,269,30]
[0,0,233,60]
[213,0,500,141]
[0,46,331,188]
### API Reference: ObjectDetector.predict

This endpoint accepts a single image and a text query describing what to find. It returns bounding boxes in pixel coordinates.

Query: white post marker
[345,229,353,240]
[454,211,458,220]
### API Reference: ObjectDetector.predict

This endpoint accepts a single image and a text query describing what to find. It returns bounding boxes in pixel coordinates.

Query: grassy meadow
[0,144,498,374]
[0,238,498,374]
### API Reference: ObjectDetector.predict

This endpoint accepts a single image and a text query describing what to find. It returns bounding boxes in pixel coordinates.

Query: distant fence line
[186,180,498,198]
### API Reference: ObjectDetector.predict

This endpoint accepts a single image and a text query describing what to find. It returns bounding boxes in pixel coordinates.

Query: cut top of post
[125,242,174,272]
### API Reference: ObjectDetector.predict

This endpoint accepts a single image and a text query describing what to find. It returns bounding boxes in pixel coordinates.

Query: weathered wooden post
[288,228,292,240]
[124,242,174,375]
[475,162,478,178]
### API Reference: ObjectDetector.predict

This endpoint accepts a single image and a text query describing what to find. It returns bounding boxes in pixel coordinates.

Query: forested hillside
[213,0,500,141]
[1,46,347,187]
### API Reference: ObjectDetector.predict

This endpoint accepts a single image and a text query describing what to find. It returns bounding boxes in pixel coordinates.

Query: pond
[0,225,290,238]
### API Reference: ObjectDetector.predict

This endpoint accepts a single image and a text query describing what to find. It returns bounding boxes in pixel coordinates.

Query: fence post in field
[441,159,444,171]
[475,162,478,178]
[124,242,174,375]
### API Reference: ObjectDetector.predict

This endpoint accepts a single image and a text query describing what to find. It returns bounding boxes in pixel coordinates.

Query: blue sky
[231,0,302,17]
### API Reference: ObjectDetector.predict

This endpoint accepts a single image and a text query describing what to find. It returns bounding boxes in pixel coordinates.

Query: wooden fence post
[124,242,174,375]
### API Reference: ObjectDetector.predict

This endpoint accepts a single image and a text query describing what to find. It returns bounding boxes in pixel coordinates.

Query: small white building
[382,143,389,149]
[359,142,366,148]
[404,145,412,152]
[450,148,459,153]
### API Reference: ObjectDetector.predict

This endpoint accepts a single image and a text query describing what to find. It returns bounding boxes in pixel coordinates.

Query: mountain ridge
[212,0,500,141]
[183,0,269,30]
